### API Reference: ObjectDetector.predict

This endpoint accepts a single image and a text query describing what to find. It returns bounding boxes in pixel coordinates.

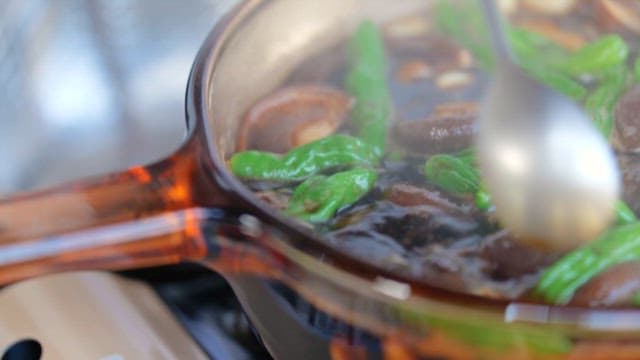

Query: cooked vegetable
[522,0,577,15]
[231,2,640,311]
[393,102,477,154]
[570,260,640,306]
[345,21,391,156]
[519,20,585,50]
[586,65,628,138]
[507,27,569,68]
[597,0,640,34]
[523,64,587,100]
[434,1,494,70]
[474,188,492,211]
[424,154,480,194]
[562,34,628,77]
[616,200,638,225]
[536,222,640,304]
[621,153,640,216]
[633,289,640,306]
[236,85,352,153]
[230,134,379,181]
[435,1,587,99]
[285,167,377,222]
[614,84,640,151]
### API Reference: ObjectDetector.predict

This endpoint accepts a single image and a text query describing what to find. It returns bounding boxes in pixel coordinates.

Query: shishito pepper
[616,200,638,225]
[285,167,377,222]
[344,20,391,156]
[536,222,640,304]
[562,34,629,77]
[585,64,628,138]
[424,153,480,194]
[229,134,379,182]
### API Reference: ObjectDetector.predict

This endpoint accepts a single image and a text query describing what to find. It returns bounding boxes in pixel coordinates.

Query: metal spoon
[476,0,620,251]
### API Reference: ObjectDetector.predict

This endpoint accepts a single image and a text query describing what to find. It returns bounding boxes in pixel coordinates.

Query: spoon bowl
[477,62,620,251]
[476,0,620,251]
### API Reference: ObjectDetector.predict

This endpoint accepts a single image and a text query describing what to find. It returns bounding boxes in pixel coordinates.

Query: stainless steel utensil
[476,0,620,251]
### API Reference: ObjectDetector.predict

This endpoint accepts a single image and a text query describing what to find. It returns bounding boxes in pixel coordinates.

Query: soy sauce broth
[229,0,640,307]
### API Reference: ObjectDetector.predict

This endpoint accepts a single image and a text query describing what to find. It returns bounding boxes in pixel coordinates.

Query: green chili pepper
[435,1,587,98]
[475,188,493,211]
[285,167,377,222]
[616,200,637,225]
[522,64,587,101]
[453,147,476,165]
[585,64,627,138]
[632,289,640,306]
[345,21,391,156]
[563,34,628,77]
[230,134,379,181]
[508,28,568,69]
[395,304,572,354]
[536,222,640,304]
[424,154,480,194]
[634,55,640,84]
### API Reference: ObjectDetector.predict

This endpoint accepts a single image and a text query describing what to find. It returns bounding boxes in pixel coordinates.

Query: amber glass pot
[2,1,640,359]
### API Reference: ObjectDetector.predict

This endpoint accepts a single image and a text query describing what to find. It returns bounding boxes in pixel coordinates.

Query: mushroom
[387,183,473,215]
[498,0,518,15]
[618,153,640,215]
[570,261,640,307]
[597,0,640,34]
[389,35,472,73]
[435,71,474,90]
[236,85,353,153]
[522,0,577,16]
[385,14,431,39]
[613,84,640,153]
[519,20,586,51]
[393,102,478,154]
[480,230,559,279]
[396,59,432,83]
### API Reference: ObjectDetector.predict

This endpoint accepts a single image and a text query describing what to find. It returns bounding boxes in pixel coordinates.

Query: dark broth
[231,1,640,306]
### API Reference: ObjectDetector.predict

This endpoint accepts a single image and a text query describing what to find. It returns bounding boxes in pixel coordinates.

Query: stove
[124,265,272,360]
[124,265,383,360]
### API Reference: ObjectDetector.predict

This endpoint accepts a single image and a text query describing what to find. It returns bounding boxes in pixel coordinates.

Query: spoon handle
[480,0,512,61]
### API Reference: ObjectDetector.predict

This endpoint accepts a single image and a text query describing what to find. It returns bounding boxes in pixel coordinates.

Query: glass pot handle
[0,146,230,284]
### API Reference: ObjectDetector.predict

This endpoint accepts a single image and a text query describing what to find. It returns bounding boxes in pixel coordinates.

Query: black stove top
[123,264,384,360]
[123,265,272,360]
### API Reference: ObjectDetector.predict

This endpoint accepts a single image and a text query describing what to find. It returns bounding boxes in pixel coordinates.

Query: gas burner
[123,265,272,360]
[124,266,384,360]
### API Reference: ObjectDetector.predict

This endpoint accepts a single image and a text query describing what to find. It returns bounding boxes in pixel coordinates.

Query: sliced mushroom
[384,14,431,39]
[480,230,558,279]
[236,85,352,153]
[519,20,586,51]
[570,261,640,307]
[396,59,432,83]
[522,0,577,16]
[498,0,518,15]
[618,153,640,215]
[393,102,478,154]
[387,183,472,215]
[613,84,640,153]
[435,71,474,90]
[255,190,291,211]
[597,0,640,34]
[388,35,471,73]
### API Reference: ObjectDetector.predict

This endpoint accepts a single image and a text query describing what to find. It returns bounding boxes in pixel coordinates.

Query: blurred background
[0,2,281,359]
[0,0,237,194]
